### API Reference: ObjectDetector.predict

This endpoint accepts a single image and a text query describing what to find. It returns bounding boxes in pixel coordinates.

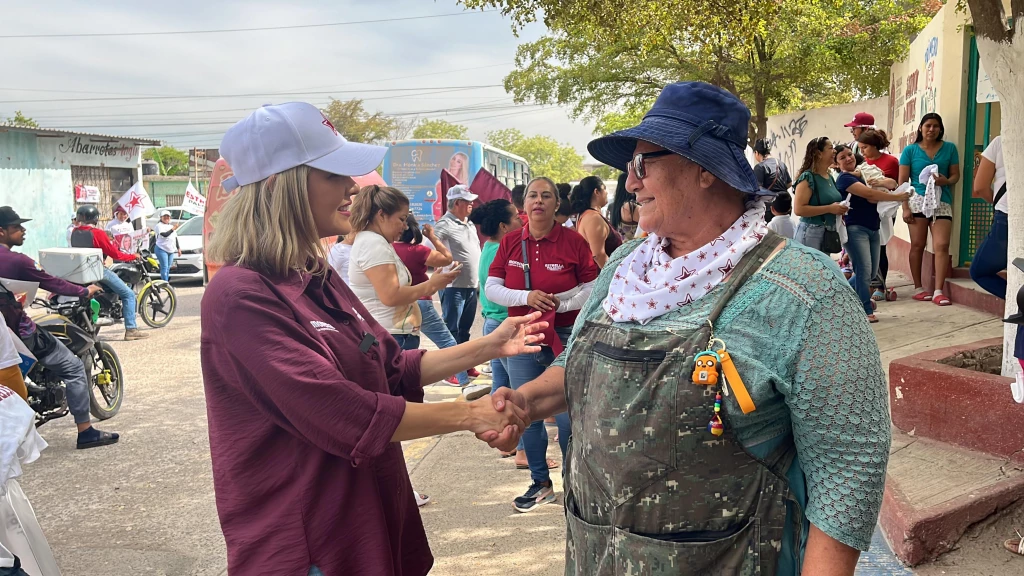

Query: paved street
[18,274,1012,576]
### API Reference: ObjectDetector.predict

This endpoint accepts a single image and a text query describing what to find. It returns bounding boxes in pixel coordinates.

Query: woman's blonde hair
[207,165,328,277]
[349,185,410,233]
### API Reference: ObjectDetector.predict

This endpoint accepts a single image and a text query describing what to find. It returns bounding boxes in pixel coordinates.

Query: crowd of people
[748,108,1011,322]
[197,86,905,576]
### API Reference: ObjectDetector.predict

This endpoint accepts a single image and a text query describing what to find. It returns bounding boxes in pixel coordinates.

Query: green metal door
[960,33,996,267]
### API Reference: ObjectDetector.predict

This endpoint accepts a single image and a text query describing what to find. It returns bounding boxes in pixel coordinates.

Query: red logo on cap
[320,113,339,136]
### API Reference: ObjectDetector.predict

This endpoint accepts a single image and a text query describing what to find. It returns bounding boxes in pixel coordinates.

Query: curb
[879,460,1024,566]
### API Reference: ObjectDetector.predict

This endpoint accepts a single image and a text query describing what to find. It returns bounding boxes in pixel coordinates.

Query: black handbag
[808,173,843,254]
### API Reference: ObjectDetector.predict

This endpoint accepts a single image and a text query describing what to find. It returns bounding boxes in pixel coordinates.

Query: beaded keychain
[692,323,757,436]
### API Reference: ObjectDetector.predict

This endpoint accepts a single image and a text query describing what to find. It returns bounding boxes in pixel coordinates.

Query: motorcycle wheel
[89,342,124,420]
[139,281,177,328]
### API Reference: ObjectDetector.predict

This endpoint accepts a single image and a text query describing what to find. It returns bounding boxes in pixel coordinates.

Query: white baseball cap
[220,102,387,192]
[159,209,171,217]
[447,184,478,202]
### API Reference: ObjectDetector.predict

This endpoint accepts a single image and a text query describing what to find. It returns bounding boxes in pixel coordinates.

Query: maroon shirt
[200,263,432,576]
[489,224,599,328]
[393,242,433,301]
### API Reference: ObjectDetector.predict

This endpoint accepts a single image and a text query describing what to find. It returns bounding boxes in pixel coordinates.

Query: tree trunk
[975,34,1023,377]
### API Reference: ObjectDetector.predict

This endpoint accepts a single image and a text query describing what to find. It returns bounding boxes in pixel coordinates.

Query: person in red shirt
[70,205,149,340]
[485,176,599,513]
[202,102,544,576]
[857,129,901,301]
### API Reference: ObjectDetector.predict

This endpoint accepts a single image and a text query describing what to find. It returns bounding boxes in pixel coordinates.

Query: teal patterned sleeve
[783,279,892,551]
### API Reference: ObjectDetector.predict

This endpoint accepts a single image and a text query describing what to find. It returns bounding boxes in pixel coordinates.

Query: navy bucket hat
[588,82,759,196]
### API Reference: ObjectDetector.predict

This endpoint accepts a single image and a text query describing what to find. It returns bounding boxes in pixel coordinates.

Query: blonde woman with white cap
[153,209,179,282]
[201,102,546,576]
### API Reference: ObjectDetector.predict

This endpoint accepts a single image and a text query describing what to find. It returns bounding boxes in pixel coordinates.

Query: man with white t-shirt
[970,135,1009,299]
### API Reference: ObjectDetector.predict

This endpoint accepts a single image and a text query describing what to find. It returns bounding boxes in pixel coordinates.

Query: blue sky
[0,0,597,157]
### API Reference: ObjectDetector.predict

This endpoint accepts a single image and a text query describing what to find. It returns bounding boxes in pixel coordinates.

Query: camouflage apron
[564,232,803,575]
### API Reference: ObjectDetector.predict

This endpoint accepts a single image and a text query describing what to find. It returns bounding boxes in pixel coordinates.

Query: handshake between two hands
[464,388,530,453]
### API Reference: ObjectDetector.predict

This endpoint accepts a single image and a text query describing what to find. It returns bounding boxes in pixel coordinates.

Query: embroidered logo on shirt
[544,263,564,272]
[508,260,527,270]
[310,320,338,333]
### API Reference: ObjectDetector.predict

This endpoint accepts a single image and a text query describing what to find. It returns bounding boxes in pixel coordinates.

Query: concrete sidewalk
[410,274,1009,575]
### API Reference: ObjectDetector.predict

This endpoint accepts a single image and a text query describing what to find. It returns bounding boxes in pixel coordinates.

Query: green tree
[412,119,469,140]
[321,99,412,144]
[487,128,588,183]
[143,146,190,176]
[461,0,940,140]
[1,110,38,128]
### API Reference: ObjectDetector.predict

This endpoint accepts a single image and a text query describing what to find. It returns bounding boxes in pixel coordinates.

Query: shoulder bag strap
[993,182,1007,207]
[520,228,531,290]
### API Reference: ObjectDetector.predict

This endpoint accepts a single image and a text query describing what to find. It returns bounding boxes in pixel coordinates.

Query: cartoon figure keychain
[693,322,757,437]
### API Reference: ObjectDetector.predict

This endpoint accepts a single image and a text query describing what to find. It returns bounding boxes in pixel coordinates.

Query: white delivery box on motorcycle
[37,248,104,284]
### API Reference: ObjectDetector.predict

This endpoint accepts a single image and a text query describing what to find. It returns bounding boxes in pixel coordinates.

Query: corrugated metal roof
[0,125,161,146]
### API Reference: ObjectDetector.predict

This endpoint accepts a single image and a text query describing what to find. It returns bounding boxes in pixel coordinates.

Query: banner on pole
[182,181,207,216]
[116,182,156,221]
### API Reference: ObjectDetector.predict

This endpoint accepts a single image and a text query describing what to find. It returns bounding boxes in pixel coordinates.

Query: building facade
[0,126,160,258]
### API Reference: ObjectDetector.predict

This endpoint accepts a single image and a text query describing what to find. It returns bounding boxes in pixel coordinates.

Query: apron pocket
[612,517,761,576]
[581,344,677,505]
[565,493,615,576]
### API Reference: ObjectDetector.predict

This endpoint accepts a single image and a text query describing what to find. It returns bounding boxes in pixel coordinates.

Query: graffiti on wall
[766,113,808,172]
[892,36,940,154]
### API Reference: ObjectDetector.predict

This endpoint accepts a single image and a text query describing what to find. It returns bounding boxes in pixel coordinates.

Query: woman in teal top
[469,199,522,395]
[898,113,960,305]
[792,137,850,253]
[482,83,891,575]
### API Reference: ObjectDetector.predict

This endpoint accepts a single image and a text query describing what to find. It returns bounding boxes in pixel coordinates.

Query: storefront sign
[37,136,142,169]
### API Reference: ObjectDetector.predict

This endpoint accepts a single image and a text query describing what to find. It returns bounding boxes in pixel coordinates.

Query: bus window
[489,164,497,175]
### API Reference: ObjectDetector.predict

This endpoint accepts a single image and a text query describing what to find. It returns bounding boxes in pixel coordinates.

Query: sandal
[500,450,517,459]
[871,290,885,301]
[516,458,559,470]
[1004,529,1024,556]
[933,294,952,306]
[867,314,879,323]
[912,291,932,301]
[886,289,898,301]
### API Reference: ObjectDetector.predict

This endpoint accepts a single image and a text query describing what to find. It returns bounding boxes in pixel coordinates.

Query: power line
[0,85,504,105]
[0,10,498,39]
[0,62,514,99]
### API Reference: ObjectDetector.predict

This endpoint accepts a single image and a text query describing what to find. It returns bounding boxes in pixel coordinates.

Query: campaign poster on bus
[386,144,475,224]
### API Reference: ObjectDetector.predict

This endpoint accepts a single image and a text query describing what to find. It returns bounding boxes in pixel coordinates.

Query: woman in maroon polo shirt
[485,176,599,513]
[201,102,543,576]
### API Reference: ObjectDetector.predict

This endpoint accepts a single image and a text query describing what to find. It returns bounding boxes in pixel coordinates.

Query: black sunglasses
[627,150,674,180]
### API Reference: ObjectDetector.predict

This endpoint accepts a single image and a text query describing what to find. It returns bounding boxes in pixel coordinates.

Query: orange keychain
[718,348,756,414]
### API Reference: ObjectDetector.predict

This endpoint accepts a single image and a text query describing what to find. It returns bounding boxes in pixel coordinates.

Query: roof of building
[0,125,162,146]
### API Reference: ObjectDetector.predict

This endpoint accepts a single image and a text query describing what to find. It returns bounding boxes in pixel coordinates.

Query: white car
[146,206,198,230]
[149,216,204,282]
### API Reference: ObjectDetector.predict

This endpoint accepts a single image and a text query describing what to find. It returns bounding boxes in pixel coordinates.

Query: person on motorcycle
[71,205,149,341]
[0,206,120,449]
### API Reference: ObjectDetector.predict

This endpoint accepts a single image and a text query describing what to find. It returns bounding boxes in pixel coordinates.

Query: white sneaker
[462,384,490,401]
[414,491,431,507]
[480,364,492,374]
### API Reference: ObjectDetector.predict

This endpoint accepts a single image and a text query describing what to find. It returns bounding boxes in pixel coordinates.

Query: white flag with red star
[116,182,156,221]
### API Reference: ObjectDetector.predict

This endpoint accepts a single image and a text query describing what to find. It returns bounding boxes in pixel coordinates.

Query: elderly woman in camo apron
[481,82,892,576]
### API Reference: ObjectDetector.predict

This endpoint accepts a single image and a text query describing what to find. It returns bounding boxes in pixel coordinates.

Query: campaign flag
[182,181,207,216]
[435,169,462,221]
[116,182,156,221]
[467,169,513,246]
[469,168,512,205]
[203,159,238,282]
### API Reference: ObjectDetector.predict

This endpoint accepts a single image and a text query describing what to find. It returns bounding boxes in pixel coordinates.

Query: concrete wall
[887,4,972,260]
[764,98,890,174]
[143,177,210,208]
[0,131,75,259]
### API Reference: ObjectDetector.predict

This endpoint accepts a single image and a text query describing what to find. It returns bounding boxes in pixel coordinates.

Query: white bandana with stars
[602,205,768,325]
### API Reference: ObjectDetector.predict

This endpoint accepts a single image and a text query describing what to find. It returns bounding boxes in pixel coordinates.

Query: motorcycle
[96,249,177,329]
[26,296,125,426]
